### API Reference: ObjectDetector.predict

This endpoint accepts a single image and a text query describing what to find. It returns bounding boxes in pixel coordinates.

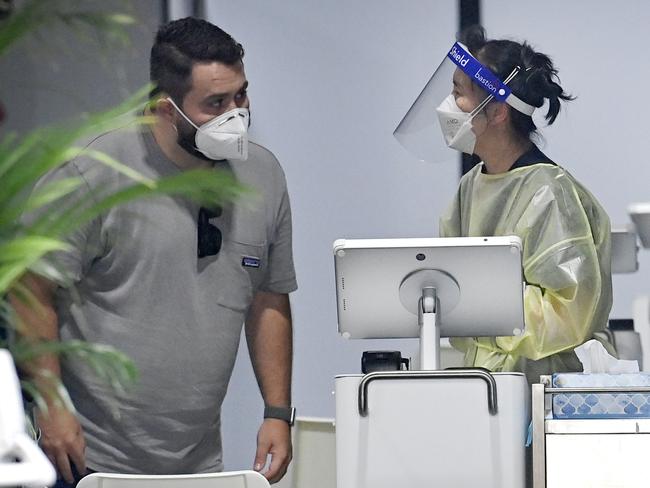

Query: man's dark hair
[150,17,244,103]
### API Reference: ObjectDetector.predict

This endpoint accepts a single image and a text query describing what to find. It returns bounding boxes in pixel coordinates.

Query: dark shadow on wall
[0,0,164,136]
[459,0,482,177]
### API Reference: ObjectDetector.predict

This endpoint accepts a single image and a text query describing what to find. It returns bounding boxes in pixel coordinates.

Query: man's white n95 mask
[435,94,481,155]
[167,98,249,161]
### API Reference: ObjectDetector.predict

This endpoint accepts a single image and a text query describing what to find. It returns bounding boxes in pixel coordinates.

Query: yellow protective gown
[440,154,613,383]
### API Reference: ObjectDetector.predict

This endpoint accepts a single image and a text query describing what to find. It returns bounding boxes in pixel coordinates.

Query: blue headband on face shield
[448,42,535,116]
[393,40,536,163]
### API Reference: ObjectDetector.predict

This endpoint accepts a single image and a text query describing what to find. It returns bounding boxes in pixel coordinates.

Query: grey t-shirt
[36,125,297,473]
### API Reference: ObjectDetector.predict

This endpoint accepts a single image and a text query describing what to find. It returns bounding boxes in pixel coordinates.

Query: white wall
[205,0,459,470]
[214,0,650,471]
[482,0,650,319]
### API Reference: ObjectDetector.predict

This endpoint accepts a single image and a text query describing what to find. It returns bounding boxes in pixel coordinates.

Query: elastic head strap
[502,66,536,116]
[506,94,535,116]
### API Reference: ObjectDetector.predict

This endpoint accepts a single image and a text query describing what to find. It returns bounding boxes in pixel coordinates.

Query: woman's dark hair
[459,25,574,140]
[150,17,245,102]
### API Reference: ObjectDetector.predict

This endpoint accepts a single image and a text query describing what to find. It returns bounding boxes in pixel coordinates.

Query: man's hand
[37,406,86,484]
[253,418,292,484]
[11,273,85,482]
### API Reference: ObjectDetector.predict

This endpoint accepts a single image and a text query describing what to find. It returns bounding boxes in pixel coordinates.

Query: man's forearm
[245,291,293,406]
[9,273,63,401]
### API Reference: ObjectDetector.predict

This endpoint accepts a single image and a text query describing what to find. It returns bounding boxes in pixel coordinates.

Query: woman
[438,27,613,383]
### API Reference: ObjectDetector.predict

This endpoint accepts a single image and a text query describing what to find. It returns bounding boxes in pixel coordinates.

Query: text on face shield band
[447,42,512,102]
[448,42,535,116]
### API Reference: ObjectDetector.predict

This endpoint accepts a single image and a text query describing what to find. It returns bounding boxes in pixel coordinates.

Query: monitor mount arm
[418,286,440,370]
[400,269,460,371]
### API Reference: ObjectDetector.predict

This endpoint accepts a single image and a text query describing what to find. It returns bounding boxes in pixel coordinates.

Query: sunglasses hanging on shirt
[197,206,222,258]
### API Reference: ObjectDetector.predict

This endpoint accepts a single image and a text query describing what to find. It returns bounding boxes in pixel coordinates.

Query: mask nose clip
[217,114,236,126]
[217,111,247,127]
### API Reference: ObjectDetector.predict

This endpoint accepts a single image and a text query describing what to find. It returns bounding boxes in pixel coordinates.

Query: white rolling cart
[531,375,650,488]
[332,237,529,488]
[527,207,650,487]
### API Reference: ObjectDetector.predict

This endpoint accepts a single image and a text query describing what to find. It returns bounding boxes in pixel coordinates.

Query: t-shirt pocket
[216,239,268,313]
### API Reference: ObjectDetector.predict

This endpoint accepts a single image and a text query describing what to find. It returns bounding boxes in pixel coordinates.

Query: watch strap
[264,405,296,426]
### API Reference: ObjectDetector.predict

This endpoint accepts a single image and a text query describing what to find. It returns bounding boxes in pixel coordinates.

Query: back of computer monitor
[333,236,525,339]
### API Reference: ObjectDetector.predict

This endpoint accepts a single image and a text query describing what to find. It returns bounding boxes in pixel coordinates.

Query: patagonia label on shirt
[242,256,261,268]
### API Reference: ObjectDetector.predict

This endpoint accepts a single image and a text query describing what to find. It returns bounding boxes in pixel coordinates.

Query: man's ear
[152,96,176,122]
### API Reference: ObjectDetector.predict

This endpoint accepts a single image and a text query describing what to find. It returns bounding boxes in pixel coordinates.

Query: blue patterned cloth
[552,373,650,419]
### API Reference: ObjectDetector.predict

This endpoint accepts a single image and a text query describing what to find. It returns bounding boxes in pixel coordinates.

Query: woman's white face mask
[167,98,249,161]
[435,94,483,155]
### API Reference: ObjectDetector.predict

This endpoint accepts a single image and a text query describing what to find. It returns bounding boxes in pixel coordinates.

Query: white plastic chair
[77,471,270,488]
[0,349,56,487]
[274,417,336,488]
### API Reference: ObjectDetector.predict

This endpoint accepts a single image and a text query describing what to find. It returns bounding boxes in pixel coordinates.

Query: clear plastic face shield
[393,42,535,163]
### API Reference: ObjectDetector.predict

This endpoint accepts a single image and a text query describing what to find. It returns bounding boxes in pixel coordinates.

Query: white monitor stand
[333,237,530,488]
[402,270,458,369]
[333,236,525,369]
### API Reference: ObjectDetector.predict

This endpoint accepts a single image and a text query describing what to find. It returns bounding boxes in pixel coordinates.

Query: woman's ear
[486,102,510,126]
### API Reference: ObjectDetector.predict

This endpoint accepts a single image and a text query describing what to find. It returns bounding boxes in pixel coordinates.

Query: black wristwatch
[264,405,296,426]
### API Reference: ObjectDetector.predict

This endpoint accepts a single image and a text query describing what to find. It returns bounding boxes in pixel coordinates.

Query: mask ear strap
[166,97,200,130]
[468,65,521,118]
[470,94,495,117]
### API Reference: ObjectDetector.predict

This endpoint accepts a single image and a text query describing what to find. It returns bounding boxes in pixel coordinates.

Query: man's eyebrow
[204,81,249,100]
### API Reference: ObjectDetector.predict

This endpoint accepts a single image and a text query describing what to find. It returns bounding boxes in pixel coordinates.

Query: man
[14,17,296,485]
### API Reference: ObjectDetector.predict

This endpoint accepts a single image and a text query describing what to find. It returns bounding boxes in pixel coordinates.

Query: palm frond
[0,237,70,293]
